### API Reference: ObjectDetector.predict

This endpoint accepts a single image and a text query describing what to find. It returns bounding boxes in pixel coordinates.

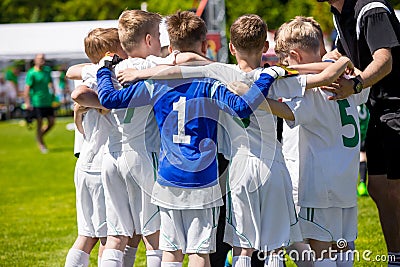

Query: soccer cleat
[357,182,368,196]
[224,249,232,267]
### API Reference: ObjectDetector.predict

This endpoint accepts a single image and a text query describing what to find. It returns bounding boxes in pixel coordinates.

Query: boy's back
[285,87,369,207]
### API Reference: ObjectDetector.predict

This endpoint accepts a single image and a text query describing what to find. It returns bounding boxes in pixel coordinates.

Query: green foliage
[1,0,399,34]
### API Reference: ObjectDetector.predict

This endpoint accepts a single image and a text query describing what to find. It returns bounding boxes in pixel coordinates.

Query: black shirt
[332,0,400,112]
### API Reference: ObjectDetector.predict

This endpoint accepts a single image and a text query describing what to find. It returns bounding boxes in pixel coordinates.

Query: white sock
[160,262,182,267]
[265,254,284,267]
[314,258,336,267]
[101,249,124,267]
[336,251,354,267]
[388,252,400,267]
[98,256,102,267]
[65,248,90,267]
[232,256,251,267]
[146,250,163,267]
[122,246,137,267]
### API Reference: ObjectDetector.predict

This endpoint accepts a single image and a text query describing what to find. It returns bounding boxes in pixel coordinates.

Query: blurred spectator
[24,53,56,153]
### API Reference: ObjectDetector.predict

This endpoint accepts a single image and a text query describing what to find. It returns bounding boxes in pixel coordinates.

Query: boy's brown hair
[274,18,321,64]
[230,14,268,53]
[166,11,207,51]
[84,28,121,63]
[118,10,162,54]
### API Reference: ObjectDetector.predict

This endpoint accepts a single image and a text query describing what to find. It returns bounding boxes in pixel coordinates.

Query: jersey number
[173,97,191,144]
[123,108,135,124]
[337,99,359,148]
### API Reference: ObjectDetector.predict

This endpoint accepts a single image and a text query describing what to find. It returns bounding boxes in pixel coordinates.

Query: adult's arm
[328,48,392,100]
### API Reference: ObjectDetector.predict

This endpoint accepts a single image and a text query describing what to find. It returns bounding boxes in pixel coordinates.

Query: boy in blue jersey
[96,11,285,267]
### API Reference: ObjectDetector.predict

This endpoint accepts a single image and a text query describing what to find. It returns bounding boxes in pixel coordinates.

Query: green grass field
[0,117,387,266]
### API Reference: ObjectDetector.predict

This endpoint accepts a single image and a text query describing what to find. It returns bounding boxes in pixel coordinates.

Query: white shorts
[74,167,107,237]
[224,155,302,251]
[285,158,300,213]
[102,150,160,237]
[298,206,357,243]
[159,207,219,254]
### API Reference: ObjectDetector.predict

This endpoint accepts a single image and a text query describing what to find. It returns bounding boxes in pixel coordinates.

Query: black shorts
[33,107,55,118]
[365,111,400,179]
[360,140,366,152]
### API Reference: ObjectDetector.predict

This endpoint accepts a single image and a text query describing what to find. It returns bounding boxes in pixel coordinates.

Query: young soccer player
[275,18,370,267]
[96,11,288,267]
[65,27,127,267]
[96,10,165,267]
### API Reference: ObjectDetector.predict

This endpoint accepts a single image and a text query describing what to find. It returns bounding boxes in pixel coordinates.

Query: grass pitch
[0,117,387,266]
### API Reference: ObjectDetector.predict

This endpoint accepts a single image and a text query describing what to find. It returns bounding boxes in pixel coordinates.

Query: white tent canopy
[0,20,118,61]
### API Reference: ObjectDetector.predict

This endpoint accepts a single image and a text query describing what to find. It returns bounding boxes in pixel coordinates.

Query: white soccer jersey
[284,86,370,208]
[81,53,177,154]
[180,63,305,249]
[180,63,307,161]
[75,64,116,172]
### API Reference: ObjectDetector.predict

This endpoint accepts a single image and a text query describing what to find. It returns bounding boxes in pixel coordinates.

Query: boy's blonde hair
[274,18,321,64]
[84,28,121,63]
[166,11,207,51]
[118,10,162,54]
[230,14,268,53]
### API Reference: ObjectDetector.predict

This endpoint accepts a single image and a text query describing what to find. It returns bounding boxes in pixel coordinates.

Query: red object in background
[206,32,221,61]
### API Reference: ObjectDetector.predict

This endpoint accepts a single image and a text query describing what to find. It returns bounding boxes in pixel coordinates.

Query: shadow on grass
[49,146,74,153]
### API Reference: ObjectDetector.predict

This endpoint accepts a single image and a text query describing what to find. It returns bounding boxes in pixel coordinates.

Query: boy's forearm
[123,65,183,81]
[289,62,331,74]
[97,68,147,109]
[66,63,90,80]
[305,57,351,89]
[216,73,276,118]
[259,99,294,121]
[71,85,104,109]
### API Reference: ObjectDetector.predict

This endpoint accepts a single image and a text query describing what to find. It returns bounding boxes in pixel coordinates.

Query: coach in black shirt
[317,0,400,264]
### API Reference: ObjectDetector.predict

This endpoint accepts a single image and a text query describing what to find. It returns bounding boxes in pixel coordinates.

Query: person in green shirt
[24,53,56,153]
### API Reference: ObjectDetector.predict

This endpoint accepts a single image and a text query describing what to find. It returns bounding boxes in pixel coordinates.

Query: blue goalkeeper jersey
[97,67,275,188]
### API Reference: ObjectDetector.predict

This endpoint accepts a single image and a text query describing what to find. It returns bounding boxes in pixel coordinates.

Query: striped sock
[388,252,400,266]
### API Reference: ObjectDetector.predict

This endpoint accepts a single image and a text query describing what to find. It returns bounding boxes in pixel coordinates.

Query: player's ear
[289,49,301,63]
[168,45,173,54]
[229,42,236,56]
[201,40,208,55]
[262,41,269,53]
[145,33,152,47]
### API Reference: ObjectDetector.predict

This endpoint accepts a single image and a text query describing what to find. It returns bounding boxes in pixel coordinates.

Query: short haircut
[84,28,120,63]
[166,11,207,51]
[274,18,321,64]
[118,10,162,54]
[230,14,268,53]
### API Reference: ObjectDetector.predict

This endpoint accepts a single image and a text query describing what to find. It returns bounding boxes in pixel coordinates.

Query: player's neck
[236,54,262,73]
[128,50,151,59]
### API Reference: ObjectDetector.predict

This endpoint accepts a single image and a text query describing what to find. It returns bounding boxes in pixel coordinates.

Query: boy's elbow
[98,95,113,109]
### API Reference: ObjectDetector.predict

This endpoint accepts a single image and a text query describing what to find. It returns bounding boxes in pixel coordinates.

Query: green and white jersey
[82,55,175,155]
[357,103,370,141]
[180,63,306,161]
[78,64,117,171]
[284,86,370,208]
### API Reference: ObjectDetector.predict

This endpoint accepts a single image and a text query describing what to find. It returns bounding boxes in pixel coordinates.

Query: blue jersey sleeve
[211,72,275,118]
[97,67,151,109]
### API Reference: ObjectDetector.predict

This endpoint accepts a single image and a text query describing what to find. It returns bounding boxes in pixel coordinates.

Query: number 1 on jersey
[173,97,191,144]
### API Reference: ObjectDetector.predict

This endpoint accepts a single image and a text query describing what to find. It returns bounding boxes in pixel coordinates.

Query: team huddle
[65,7,375,267]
